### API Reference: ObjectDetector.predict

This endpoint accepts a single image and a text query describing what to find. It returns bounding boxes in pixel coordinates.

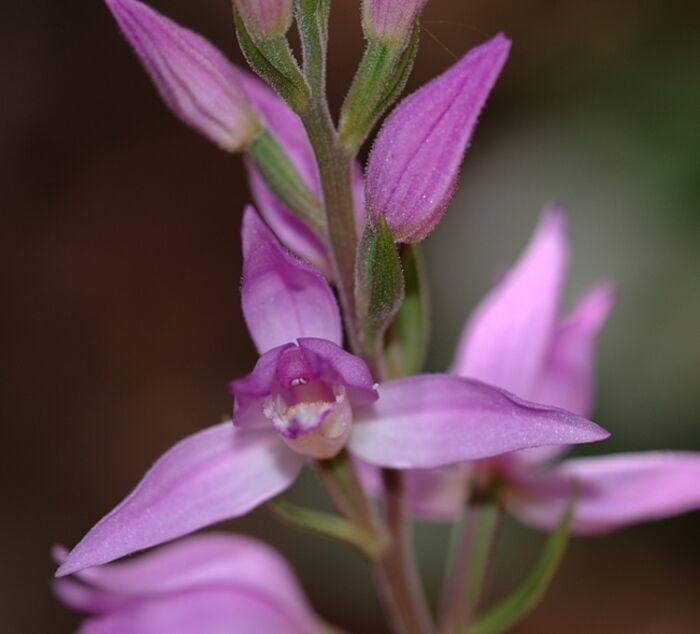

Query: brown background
[2,0,699,632]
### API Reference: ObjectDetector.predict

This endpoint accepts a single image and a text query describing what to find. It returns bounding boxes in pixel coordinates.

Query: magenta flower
[402,208,700,532]
[53,533,324,633]
[362,0,429,41]
[365,34,510,243]
[55,207,608,576]
[105,0,260,152]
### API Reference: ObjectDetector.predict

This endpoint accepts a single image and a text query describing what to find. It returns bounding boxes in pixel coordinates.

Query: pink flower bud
[234,0,293,38]
[365,33,511,242]
[106,0,261,151]
[362,0,428,42]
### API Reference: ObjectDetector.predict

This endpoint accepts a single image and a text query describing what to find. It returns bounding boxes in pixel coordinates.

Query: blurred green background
[2,0,698,631]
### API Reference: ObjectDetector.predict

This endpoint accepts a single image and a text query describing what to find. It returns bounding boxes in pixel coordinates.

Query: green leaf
[267,497,384,558]
[247,128,324,232]
[467,491,577,634]
[383,244,429,377]
[355,217,405,359]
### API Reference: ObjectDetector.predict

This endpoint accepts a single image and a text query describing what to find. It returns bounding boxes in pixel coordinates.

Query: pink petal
[514,282,615,466]
[508,452,700,534]
[56,423,302,576]
[451,207,569,399]
[365,34,510,242]
[348,374,609,468]
[52,577,131,614]
[105,0,258,151]
[80,585,319,634]
[532,281,615,416]
[54,533,318,627]
[241,206,342,353]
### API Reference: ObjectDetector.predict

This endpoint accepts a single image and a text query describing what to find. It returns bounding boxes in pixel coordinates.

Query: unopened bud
[362,0,428,42]
[106,0,261,151]
[233,0,293,38]
[365,34,510,242]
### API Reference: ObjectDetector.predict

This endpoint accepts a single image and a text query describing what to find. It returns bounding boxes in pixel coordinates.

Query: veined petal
[105,0,259,151]
[365,34,510,242]
[54,533,317,627]
[508,452,700,534]
[349,374,609,468]
[451,207,569,398]
[533,281,615,417]
[241,207,342,352]
[80,585,319,634]
[56,424,302,576]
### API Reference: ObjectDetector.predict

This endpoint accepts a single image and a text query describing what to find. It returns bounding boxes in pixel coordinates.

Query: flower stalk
[439,503,503,633]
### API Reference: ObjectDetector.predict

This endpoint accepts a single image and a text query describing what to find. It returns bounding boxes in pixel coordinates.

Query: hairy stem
[373,469,435,634]
[439,504,502,632]
[303,111,360,352]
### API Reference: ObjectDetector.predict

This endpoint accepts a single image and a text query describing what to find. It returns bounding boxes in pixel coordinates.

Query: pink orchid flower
[401,207,700,532]
[55,207,608,577]
[53,533,325,634]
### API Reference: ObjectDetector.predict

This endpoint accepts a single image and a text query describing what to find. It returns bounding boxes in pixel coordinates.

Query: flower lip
[230,339,377,459]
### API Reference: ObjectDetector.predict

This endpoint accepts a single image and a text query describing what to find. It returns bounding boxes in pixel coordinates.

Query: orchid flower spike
[365,33,510,243]
[53,533,325,634]
[105,0,261,151]
[395,208,700,532]
[55,207,607,576]
[362,0,429,42]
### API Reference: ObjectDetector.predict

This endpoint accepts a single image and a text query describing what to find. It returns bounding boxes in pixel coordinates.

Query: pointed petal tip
[539,203,568,238]
[51,545,69,568]
[571,280,616,330]
[54,423,303,577]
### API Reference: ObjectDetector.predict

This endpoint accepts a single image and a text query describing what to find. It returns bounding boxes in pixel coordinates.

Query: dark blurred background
[2,0,699,631]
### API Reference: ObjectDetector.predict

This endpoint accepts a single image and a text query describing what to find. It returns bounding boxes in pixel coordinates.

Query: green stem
[314,449,377,535]
[439,504,502,633]
[303,113,360,351]
[295,0,360,351]
[373,469,435,634]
